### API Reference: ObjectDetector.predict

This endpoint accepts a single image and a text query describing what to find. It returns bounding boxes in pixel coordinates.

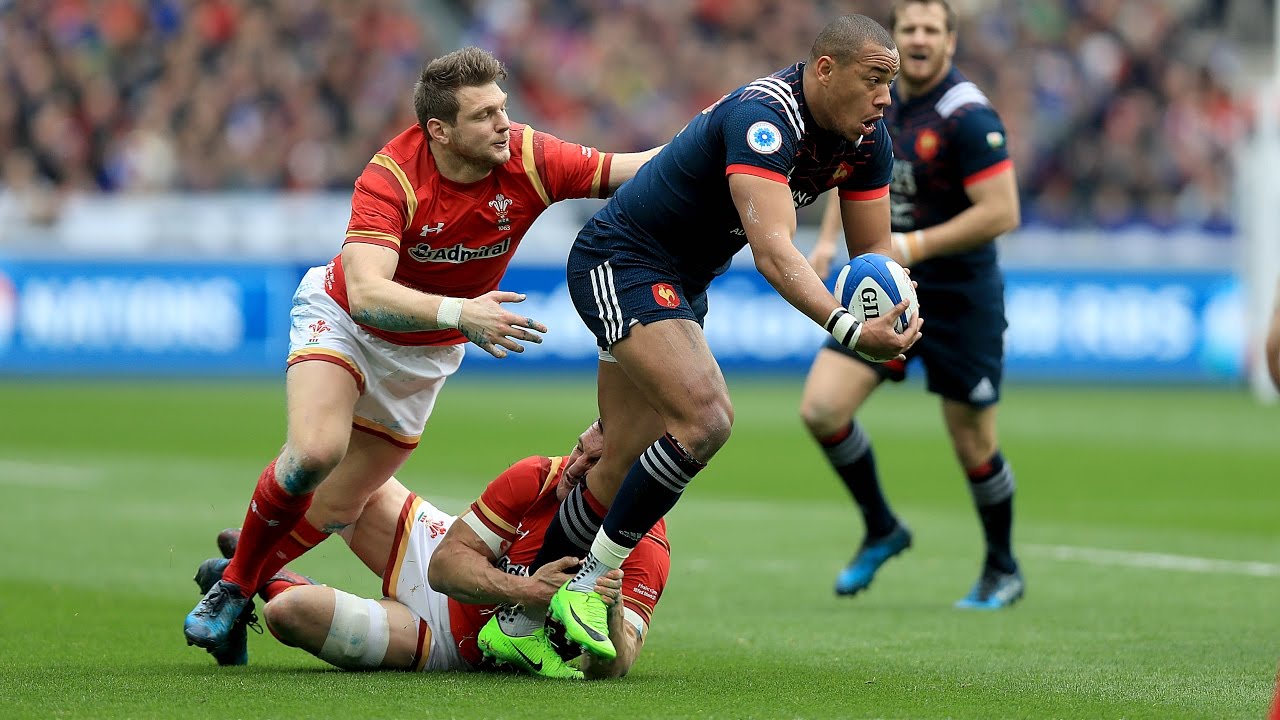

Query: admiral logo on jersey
[408,237,511,264]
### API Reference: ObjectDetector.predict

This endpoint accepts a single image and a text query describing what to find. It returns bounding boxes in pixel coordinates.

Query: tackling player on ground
[183,47,661,663]
[479,15,924,674]
[192,450,668,679]
[802,0,1024,608]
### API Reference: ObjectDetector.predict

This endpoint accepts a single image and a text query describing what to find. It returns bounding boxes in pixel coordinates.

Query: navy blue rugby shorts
[566,222,709,351]
[823,274,1007,408]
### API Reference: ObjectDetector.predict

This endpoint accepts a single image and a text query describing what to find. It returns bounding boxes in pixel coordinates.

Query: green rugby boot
[477,615,583,680]
[548,581,615,661]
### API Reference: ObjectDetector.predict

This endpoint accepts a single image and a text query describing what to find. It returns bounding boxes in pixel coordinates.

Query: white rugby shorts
[381,494,469,672]
[286,266,464,448]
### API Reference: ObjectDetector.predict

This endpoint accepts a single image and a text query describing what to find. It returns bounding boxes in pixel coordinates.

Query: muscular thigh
[288,265,465,450]
[308,430,414,529]
[284,360,360,460]
[610,319,727,427]
[340,476,415,578]
[588,359,667,505]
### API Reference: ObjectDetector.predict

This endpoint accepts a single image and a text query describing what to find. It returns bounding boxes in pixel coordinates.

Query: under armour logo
[251,500,280,527]
[419,222,444,236]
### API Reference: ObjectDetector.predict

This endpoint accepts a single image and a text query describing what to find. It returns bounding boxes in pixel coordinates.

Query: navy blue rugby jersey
[590,62,893,285]
[886,67,1012,277]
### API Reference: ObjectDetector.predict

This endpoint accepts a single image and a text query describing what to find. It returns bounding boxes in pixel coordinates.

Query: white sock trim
[590,530,632,570]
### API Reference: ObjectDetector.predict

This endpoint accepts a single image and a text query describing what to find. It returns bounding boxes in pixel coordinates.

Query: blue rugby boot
[834,524,912,596]
[194,558,230,594]
[207,599,261,667]
[184,579,252,652]
[954,566,1024,610]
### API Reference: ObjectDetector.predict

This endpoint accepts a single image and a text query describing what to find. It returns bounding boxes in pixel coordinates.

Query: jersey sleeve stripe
[753,76,805,136]
[590,152,610,199]
[839,185,890,201]
[370,153,418,230]
[726,163,788,184]
[539,456,565,496]
[643,531,670,554]
[936,81,991,118]
[963,158,1013,187]
[459,510,506,556]
[345,229,402,248]
[745,79,803,139]
[622,595,656,623]
[474,496,519,535]
[520,126,552,206]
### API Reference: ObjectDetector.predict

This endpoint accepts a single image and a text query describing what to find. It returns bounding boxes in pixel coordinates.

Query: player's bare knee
[262,587,319,648]
[679,395,733,460]
[798,395,845,438]
[279,443,345,490]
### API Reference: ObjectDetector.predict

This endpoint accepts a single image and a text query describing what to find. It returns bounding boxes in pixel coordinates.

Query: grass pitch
[0,376,1277,719]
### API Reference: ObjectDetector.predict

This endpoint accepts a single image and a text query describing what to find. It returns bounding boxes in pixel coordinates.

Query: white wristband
[825,307,863,350]
[892,230,923,265]
[436,297,464,329]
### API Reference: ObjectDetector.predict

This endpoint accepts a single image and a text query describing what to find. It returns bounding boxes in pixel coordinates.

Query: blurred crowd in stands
[0,0,1261,232]
[0,0,431,208]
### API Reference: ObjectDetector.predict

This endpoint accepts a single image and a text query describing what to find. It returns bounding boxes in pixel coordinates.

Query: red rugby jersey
[450,456,671,668]
[326,123,614,346]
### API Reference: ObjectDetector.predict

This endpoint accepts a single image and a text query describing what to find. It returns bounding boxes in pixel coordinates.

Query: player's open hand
[856,300,923,363]
[527,556,580,610]
[593,569,624,608]
[459,291,548,358]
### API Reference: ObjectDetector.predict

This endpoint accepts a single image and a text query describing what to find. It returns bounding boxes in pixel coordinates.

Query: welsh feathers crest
[488,194,513,213]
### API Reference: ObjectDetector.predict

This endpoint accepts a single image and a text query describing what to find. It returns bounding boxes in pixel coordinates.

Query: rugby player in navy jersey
[802,0,1023,609]
[476,15,924,672]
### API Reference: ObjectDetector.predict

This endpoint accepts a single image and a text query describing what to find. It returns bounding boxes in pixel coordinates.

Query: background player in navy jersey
[478,15,924,673]
[802,0,1023,609]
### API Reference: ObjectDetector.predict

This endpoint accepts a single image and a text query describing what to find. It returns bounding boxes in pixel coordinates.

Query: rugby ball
[833,253,918,361]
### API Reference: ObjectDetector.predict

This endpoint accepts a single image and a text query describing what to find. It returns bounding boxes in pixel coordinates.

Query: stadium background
[1,2,1278,719]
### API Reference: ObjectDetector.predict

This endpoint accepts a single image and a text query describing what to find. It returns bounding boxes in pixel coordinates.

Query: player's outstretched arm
[604,145,665,193]
[728,173,920,361]
[342,242,546,358]
[428,520,577,611]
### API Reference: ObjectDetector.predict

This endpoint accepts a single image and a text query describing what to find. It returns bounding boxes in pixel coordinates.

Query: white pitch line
[1025,543,1280,578]
[0,459,103,488]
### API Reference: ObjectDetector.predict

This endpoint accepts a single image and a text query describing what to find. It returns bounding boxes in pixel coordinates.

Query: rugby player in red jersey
[193,452,668,679]
[184,47,661,664]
